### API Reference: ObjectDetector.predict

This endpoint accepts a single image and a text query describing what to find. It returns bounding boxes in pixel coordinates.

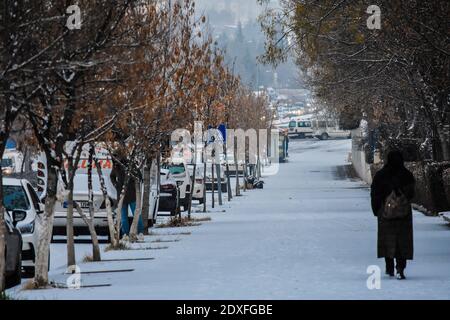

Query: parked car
[311,118,351,140]
[288,117,314,139]
[222,154,244,176]
[187,164,205,204]
[2,205,24,288]
[163,163,191,211]
[53,173,117,237]
[37,143,158,236]
[34,145,118,237]
[205,163,227,192]
[158,169,178,216]
[3,178,43,277]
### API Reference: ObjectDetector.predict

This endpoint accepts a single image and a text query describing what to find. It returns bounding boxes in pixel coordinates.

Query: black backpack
[382,189,410,220]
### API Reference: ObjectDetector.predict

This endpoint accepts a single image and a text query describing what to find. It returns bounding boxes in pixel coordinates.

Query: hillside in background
[196,0,300,90]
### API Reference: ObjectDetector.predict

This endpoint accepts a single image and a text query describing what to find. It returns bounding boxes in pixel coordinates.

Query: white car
[37,145,158,236]
[288,119,314,139]
[187,164,205,204]
[158,169,178,215]
[312,119,351,140]
[3,178,44,277]
[205,162,228,193]
[222,154,244,176]
[53,174,117,237]
[163,163,191,211]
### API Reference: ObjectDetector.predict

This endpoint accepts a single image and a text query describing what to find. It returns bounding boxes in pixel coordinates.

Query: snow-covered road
[10,139,450,299]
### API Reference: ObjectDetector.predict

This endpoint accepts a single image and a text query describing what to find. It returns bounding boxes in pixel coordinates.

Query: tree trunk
[74,204,100,261]
[34,164,58,287]
[211,161,215,208]
[202,162,207,213]
[115,180,128,244]
[66,182,76,267]
[0,167,6,292]
[243,160,248,192]
[216,163,223,206]
[223,142,232,201]
[94,156,117,248]
[20,147,28,177]
[156,154,161,223]
[129,179,143,242]
[225,162,232,201]
[65,147,84,269]
[141,159,151,234]
[187,163,196,220]
[87,146,101,261]
[234,138,241,197]
[257,133,261,179]
[176,185,181,220]
[438,128,450,161]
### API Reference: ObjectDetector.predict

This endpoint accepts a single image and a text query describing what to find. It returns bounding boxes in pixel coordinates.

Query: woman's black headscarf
[386,150,405,169]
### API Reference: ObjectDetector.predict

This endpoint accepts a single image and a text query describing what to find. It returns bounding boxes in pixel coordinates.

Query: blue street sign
[218,124,227,145]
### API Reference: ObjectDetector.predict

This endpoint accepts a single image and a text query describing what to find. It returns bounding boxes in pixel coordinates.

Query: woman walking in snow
[371,150,416,280]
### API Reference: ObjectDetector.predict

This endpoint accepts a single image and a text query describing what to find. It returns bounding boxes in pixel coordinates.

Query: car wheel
[321,133,329,140]
[23,266,35,278]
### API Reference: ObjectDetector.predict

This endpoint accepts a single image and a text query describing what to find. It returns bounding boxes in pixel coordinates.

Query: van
[311,118,351,140]
[288,119,314,138]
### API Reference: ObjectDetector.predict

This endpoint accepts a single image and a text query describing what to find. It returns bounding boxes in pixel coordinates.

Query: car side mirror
[12,210,27,226]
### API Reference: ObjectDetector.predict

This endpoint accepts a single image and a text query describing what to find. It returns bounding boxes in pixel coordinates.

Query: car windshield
[3,185,30,211]
[299,121,311,128]
[167,165,185,175]
[289,121,296,128]
[1,158,13,167]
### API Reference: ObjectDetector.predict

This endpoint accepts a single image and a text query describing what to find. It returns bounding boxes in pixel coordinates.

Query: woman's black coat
[370,160,416,260]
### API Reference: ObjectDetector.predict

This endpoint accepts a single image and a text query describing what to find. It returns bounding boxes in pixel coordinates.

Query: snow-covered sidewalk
[8,139,450,300]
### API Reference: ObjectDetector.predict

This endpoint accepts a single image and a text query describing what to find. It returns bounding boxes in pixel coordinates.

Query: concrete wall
[351,129,373,185]
[352,149,373,185]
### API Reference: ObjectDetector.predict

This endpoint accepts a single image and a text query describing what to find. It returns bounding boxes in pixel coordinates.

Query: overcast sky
[195,0,272,26]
